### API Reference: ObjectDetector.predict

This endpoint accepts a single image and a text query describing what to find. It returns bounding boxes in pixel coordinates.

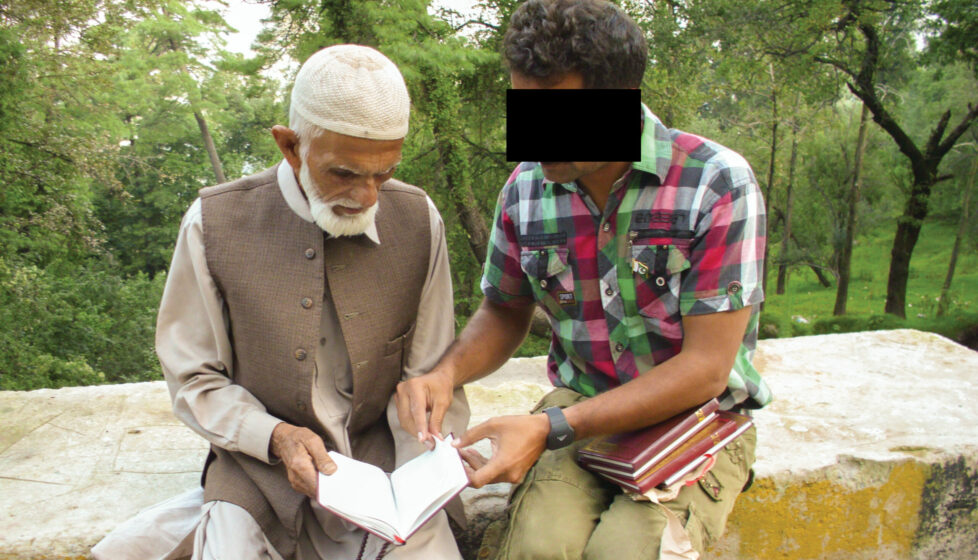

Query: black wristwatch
[543,406,575,450]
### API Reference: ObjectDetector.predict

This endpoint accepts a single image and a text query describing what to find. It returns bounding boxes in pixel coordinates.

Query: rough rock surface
[1,330,976,559]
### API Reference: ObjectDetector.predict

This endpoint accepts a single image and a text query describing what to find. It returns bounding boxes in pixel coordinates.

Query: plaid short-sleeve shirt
[482,104,772,410]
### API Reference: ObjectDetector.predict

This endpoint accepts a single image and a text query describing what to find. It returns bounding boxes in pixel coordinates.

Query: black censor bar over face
[506,89,641,163]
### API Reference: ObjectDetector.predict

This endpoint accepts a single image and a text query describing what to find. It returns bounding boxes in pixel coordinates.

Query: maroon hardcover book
[577,398,720,477]
[590,411,753,493]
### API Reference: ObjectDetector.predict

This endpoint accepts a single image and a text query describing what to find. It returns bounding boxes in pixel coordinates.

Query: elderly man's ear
[271,125,303,171]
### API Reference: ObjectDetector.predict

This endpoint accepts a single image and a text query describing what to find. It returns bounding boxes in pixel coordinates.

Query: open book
[316,435,468,545]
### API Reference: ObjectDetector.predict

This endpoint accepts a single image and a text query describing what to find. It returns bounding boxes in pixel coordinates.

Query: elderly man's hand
[395,367,455,446]
[270,423,335,499]
[453,413,550,488]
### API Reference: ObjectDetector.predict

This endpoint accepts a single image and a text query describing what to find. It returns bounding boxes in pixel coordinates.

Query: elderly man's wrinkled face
[297,130,403,237]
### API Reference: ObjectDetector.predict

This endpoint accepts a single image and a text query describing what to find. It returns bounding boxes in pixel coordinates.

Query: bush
[812,314,905,334]
[758,312,812,339]
[0,257,164,390]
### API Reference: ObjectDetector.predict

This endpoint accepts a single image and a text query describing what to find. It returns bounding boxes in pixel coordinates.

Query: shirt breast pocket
[630,243,690,318]
[520,247,577,317]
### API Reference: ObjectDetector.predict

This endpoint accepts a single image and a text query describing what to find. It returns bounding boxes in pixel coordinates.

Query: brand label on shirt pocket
[520,247,577,316]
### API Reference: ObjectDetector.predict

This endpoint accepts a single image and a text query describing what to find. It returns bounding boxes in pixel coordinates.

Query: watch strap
[543,406,575,450]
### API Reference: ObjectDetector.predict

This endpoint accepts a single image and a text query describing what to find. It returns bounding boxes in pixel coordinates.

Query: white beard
[299,161,378,237]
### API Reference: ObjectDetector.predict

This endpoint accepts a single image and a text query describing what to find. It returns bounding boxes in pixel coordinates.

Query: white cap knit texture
[291,45,410,140]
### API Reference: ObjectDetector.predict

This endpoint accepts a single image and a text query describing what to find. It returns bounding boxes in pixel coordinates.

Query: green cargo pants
[482,388,756,560]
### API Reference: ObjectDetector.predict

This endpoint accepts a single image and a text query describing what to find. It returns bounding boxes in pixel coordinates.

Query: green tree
[815,0,978,317]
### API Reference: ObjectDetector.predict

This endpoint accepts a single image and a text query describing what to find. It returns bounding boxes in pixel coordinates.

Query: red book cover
[577,398,719,476]
[591,411,752,493]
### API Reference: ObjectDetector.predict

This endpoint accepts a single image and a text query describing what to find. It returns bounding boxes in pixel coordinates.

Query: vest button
[304,248,316,259]
[294,348,307,361]
[301,297,313,309]
[296,401,307,412]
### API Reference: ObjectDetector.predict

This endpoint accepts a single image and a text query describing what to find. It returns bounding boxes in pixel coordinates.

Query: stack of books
[577,399,752,493]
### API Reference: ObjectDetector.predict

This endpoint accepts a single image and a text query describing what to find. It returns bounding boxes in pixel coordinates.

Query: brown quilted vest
[197,165,436,558]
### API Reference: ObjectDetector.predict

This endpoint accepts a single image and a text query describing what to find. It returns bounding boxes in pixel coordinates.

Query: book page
[317,451,398,536]
[390,435,469,537]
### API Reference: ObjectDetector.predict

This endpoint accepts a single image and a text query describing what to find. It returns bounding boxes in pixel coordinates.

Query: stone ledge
[1,330,976,559]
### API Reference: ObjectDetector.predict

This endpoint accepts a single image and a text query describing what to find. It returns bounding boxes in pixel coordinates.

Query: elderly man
[396,1,770,558]
[98,45,468,560]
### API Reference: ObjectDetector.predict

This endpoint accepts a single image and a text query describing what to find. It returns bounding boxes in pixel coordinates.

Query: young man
[396,1,771,557]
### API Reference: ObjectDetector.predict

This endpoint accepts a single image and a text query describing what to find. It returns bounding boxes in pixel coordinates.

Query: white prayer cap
[290,45,410,140]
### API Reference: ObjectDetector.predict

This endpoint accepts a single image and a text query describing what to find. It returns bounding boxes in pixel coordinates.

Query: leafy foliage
[0,0,976,390]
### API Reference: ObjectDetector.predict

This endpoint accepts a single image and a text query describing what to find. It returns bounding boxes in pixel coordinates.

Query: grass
[765,219,977,334]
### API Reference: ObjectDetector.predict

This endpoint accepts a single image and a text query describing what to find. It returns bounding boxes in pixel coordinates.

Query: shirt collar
[276,159,381,244]
[540,103,670,192]
[632,103,671,182]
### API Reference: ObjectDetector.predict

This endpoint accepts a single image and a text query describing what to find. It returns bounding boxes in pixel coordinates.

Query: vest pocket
[520,247,576,317]
[384,322,416,356]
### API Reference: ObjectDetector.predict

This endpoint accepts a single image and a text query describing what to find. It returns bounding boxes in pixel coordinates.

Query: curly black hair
[502,0,647,89]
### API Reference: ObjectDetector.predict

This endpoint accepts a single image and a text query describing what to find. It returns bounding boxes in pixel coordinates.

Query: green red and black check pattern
[482,105,772,410]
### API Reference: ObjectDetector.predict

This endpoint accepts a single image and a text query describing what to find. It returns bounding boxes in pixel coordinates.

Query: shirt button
[539,249,547,256]
[655,276,666,287]
[294,348,307,361]
[727,281,743,294]
[540,279,548,289]
[602,223,611,232]
[605,288,613,296]
[304,248,316,259]
[615,343,624,352]
[301,297,313,309]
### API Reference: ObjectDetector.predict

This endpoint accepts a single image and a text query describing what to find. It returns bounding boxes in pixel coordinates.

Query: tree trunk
[776,128,798,295]
[810,264,833,288]
[762,76,778,303]
[194,111,226,185]
[883,182,933,318]
[937,156,976,317]
[425,70,491,265]
[834,103,869,316]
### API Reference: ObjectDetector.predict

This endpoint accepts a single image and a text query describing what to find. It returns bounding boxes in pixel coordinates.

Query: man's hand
[453,413,550,488]
[270,423,335,499]
[395,367,455,445]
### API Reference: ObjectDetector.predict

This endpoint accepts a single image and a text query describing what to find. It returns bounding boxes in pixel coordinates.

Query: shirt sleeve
[387,196,470,467]
[679,153,767,315]
[156,198,283,464]
[402,196,457,377]
[480,172,535,306]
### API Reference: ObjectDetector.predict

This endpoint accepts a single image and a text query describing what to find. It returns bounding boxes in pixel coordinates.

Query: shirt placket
[596,174,631,366]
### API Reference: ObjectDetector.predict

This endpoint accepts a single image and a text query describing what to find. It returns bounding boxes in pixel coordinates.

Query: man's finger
[395,382,417,436]
[289,450,319,498]
[428,396,448,440]
[458,446,488,470]
[409,385,433,442]
[467,456,505,488]
[303,433,335,475]
[453,420,492,449]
